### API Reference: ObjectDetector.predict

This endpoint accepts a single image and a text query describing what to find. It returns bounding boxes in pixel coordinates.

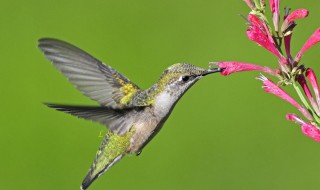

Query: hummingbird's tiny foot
[136,151,142,156]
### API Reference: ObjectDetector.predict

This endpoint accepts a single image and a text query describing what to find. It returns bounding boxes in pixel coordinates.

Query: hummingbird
[38,38,222,190]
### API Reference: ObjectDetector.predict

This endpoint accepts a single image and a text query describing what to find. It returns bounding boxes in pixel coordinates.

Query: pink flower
[297,75,320,115]
[285,9,309,23]
[295,28,320,62]
[258,75,301,108]
[247,14,264,28]
[247,14,275,43]
[246,25,285,63]
[281,9,309,32]
[286,114,320,142]
[306,68,320,105]
[301,123,320,142]
[284,34,293,62]
[212,62,277,76]
[297,75,313,101]
[269,0,280,31]
[286,113,305,125]
[257,74,313,120]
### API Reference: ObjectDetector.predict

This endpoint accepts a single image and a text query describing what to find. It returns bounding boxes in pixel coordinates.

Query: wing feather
[39,38,141,108]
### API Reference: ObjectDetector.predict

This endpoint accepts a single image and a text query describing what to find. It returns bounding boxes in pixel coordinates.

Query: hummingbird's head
[151,63,221,117]
[157,63,221,96]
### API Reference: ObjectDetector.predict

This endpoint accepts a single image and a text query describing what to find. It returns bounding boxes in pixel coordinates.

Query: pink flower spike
[281,9,309,32]
[295,28,320,62]
[301,123,320,142]
[212,62,277,76]
[286,113,306,125]
[306,68,320,105]
[269,0,280,31]
[243,0,255,10]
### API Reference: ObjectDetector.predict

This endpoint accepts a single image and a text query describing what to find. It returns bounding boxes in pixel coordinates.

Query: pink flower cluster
[213,0,320,142]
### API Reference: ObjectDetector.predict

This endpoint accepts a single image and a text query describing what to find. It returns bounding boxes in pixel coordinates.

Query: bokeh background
[1,0,320,189]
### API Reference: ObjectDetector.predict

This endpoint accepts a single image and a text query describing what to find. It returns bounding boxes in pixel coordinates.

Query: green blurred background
[1,0,320,189]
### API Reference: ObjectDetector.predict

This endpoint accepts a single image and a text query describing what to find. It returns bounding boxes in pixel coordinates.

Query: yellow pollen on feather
[115,76,138,105]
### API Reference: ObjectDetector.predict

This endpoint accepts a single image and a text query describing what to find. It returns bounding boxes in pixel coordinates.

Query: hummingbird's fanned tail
[81,131,133,190]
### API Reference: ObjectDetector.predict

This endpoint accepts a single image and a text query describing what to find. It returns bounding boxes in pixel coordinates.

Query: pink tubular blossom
[286,113,305,125]
[297,75,320,115]
[285,9,309,23]
[247,14,264,28]
[246,25,285,63]
[281,9,309,32]
[257,74,313,120]
[301,123,320,142]
[269,0,280,31]
[306,68,320,105]
[212,62,276,76]
[286,114,320,142]
[258,75,302,108]
[284,34,293,62]
[247,14,275,44]
[298,75,313,100]
[295,28,320,62]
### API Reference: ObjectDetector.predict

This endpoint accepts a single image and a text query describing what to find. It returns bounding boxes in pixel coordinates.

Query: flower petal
[286,113,305,125]
[297,75,320,115]
[246,25,285,63]
[284,34,293,62]
[306,68,320,105]
[257,74,313,120]
[301,123,320,142]
[269,0,280,31]
[295,28,320,62]
[281,9,309,33]
[257,75,301,108]
[247,14,264,28]
[212,62,277,76]
[285,9,309,23]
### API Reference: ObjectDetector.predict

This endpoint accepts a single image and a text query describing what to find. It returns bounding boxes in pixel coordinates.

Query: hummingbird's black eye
[181,76,190,82]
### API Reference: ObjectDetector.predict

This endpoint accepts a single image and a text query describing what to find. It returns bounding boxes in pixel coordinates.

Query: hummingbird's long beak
[202,68,224,76]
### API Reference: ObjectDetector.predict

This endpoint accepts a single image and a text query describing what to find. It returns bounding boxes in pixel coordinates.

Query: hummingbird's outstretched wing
[38,38,141,109]
[45,103,139,135]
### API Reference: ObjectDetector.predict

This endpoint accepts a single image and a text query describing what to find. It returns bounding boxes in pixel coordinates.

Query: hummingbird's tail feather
[81,154,124,190]
[80,131,131,190]
[44,103,134,134]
